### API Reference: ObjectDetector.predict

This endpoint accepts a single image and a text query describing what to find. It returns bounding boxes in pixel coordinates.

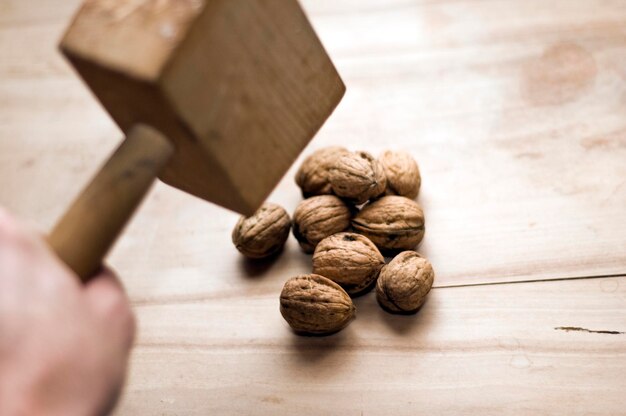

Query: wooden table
[1,0,625,414]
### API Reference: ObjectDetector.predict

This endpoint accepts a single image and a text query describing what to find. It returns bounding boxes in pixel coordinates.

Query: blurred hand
[0,209,135,416]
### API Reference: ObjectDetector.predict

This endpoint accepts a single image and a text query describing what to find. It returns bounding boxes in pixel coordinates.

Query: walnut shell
[292,195,353,253]
[295,146,350,197]
[232,203,291,259]
[280,274,356,335]
[376,251,434,313]
[312,233,384,296]
[379,150,421,199]
[352,196,425,252]
[329,151,387,204]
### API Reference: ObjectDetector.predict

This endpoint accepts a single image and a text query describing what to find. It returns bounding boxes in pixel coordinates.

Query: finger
[84,268,136,349]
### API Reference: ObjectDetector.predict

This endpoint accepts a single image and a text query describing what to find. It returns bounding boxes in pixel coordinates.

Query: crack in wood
[554,326,624,335]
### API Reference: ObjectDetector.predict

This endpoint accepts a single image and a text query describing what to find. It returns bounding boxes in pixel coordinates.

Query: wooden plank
[114,277,626,415]
[0,1,625,415]
[301,0,626,285]
[0,0,625,287]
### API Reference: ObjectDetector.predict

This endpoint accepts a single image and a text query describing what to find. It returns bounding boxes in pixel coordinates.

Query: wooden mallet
[49,0,345,280]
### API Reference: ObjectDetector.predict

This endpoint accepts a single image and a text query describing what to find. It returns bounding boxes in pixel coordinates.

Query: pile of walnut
[232,147,434,336]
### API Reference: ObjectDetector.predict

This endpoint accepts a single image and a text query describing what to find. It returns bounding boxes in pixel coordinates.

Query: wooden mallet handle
[48,124,174,281]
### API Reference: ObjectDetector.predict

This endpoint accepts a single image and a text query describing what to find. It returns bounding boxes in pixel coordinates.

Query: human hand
[0,209,135,416]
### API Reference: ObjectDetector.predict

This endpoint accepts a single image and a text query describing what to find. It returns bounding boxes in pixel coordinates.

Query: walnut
[231,202,291,259]
[379,150,421,199]
[280,274,356,335]
[351,195,425,252]
[329,151,387,204]
[292,195,353,253]
[312,232,384,296]
[295,146,350,197]
[376,251,434,313]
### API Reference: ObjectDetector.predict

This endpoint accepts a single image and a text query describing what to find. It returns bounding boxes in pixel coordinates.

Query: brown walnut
[379,150,421,199]
[376,251,434,314]
[231,202,291,259]
[329,151,387,204]
[280,274,356,335]
[312,233,384,296]
[292,195,353,253]
[352,195,425,252]
[295,146,350,197]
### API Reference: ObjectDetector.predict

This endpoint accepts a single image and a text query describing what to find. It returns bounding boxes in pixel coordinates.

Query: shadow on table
[379,298,434,335]
[236,240,312,280]
[288,327,353,365]
[236,251,283,278]
[353,290,434,336]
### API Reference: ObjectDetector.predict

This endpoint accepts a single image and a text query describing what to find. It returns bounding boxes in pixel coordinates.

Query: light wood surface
[122,277,626,415]
[1,0,625,286]
[0,0,625,414]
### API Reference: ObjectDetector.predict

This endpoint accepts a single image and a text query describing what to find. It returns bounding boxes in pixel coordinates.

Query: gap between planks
[130,273,626,307]
[433,273,626,289]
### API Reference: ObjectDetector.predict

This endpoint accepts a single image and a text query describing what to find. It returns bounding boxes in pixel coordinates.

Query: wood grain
[306,0,626,285]
[1,0,626,414]
[1,0,624,287]
[116,277,626,415]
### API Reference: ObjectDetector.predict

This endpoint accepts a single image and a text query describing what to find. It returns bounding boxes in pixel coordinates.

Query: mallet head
[61,0,345,215]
